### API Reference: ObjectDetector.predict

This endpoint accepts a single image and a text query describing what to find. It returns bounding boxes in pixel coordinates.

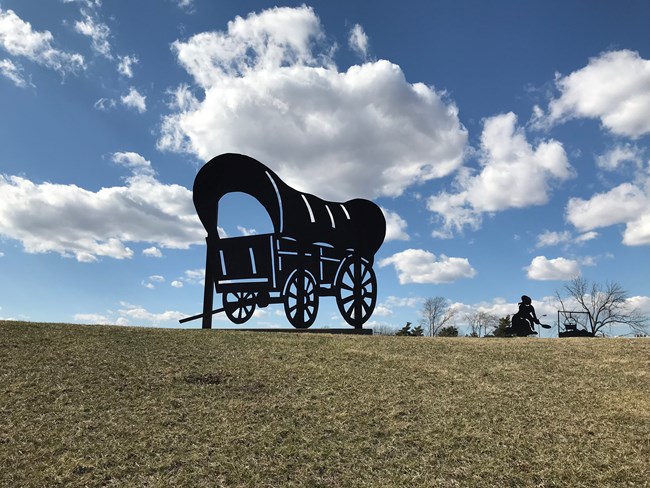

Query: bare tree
[465,311,499,337]
[420,297,457,336]
[556,277,649,336]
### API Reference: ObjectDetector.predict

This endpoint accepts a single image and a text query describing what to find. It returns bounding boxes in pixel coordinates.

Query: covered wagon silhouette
[182,153,386,329]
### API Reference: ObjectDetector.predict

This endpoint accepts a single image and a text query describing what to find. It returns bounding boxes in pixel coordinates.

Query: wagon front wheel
[224,291,256,324]
[335,256,376,328]
[284,270,319,328]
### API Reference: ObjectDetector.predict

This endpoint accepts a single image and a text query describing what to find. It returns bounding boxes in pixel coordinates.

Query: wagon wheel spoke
[224,291,257,325]
[339,282,354,292]
[361,277,373,289]
[335,256,377,328]
[284,270,319,329]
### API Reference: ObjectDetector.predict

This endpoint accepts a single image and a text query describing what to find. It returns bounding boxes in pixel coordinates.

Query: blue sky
[1,0,649,335]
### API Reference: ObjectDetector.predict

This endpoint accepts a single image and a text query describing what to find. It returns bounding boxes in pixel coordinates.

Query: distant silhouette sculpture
[180,153,386,329]
[558,310,595,337]
[505,295,551,336]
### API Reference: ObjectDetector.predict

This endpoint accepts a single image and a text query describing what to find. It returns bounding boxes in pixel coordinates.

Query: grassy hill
[1,321,649,487]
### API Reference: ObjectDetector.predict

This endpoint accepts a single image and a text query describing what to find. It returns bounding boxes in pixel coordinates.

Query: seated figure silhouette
[509,295,540,336]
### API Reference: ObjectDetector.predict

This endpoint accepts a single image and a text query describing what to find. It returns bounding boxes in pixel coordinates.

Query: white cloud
[0,58,29,87]
[117,54,138,77]
[0,8,85,74]
[566,141,650,246]
[93,97,116,111]
[566,182,648,231]
[112,151,155,176]
[142,275,164,289]
[536,50,650,138]
[121,87,146,113]
[526,256,580,281]
[536,230,598,248]
[626,296,650,317]
[117,302,186,324]
[348,24,368,59]
[596,144,644,171]
[74,11,112,58]
[379,248,476,284]
[171,280,183,288]
[0,157,205,262]
[63,0,102,8]
[382,207,409,241]
[142,246,162,257]
[158,5,467,200]
[372,305,393,317]
[181,269,204,285]
[536,230,571,248]
[383,295,423,309]
[576,231,598,243]
[236,225,257,236]
[622,213,650,246]
[174,0,195,11]
[428,112,573,234]
[73,313,111,324]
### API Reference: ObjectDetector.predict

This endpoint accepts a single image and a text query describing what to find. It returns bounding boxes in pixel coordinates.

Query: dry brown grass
[1,321,649,487]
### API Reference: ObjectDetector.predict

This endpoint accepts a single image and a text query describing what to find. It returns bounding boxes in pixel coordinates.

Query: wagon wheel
[223,291,256,324]
[335,255,376,328]
[284,270,319,329]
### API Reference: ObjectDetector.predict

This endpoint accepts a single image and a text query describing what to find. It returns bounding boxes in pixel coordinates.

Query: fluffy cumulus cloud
[526,256,580,280]
[142,246,162,257]
[566,181,650,246]
[112,151,154,176]
[382,207,409,241]
[379,248,476,284]
[428,112,573,235]
[0,8,84,75]
[596,144,644,171]
[121,87,146,113]
[535,50,650,138]
[0,153,205,262]
[158,5,467,200]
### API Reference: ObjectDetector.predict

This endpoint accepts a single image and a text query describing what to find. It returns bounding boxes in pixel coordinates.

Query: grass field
[1,321,649,487]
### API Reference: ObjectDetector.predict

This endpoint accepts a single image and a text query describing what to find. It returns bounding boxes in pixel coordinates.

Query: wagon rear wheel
[284,270,318,328]
[335,256,376,328]
[224,291,256,324]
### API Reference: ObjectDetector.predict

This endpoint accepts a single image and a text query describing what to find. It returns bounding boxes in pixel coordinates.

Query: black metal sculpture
[504,295,552,336]
[180,153,386,329]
